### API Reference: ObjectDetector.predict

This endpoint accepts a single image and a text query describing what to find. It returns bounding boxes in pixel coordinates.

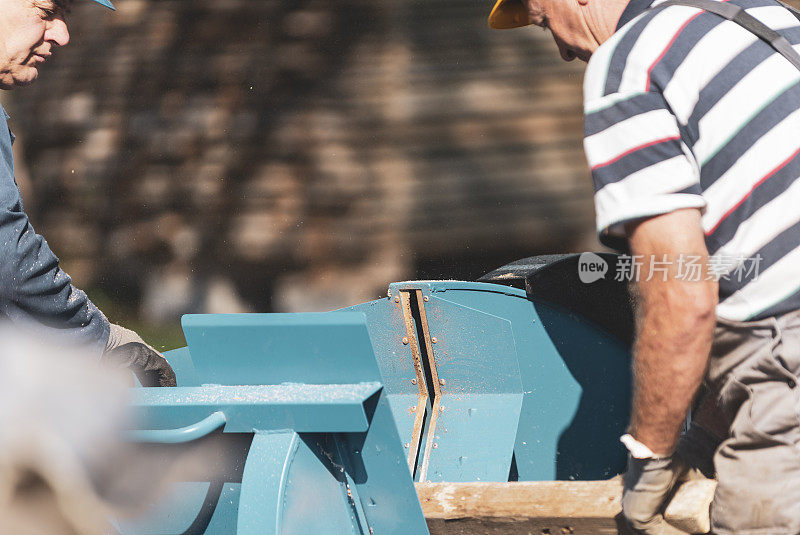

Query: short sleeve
[583,91,706,250]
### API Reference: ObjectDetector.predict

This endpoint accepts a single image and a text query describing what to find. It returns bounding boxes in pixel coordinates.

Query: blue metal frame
[119,313,428,535]
[119,276,632,533]
[126,410,226,443]
[128,382,383,434]
[343,280,630,482]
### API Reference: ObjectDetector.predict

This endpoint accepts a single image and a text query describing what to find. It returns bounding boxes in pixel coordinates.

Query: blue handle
[126,411,227,444]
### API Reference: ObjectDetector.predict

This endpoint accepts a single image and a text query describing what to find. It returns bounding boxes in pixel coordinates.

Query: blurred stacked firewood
[4,0,597,321]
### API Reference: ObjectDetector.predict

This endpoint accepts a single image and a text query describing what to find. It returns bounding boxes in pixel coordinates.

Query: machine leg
[238,431,363,535]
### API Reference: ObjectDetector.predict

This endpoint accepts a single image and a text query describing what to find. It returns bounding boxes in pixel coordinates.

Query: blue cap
[91,0,115,10]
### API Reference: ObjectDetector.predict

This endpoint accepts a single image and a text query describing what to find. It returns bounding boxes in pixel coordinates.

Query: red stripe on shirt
[591,135,681,171]
[706,145,800,236]
[645,12,703,92]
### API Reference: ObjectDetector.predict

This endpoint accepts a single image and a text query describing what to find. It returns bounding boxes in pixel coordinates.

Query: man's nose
[45,17,70,47]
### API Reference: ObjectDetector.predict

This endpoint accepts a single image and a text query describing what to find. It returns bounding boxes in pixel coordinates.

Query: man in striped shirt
[490,0,800,532]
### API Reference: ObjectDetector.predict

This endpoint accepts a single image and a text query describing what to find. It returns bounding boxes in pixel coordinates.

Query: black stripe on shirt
[749,284,800,319]
[685,26,800,144]
[647,12,726,91]
[699,79,800,189]
[585,93,668,136]
[592,138,688,189]
[604,9,665,95]
[717,216,800,297]
[707,164,800,250]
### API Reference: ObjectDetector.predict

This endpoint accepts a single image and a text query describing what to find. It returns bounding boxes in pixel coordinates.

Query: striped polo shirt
[584,0,800,321]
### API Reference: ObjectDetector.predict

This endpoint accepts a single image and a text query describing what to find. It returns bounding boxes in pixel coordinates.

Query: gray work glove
[622,425,719,534]
[103,324,176,387]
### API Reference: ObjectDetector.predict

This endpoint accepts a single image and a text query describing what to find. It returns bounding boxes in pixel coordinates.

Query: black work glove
[103,324,177,387]
[621,425,720,534]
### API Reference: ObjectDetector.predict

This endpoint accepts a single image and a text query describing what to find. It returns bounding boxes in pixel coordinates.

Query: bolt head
[411,405,417,412]
[423,296,429,302]
[439,378,446,385]
[404,443,409,448]
[402,337,409,345]
[431,337,438,344]
[394,295,400,303]
[411,378,417,385]
[433,443,438,449]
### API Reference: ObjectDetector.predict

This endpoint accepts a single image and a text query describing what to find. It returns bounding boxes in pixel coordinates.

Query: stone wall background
[3,0,606,346]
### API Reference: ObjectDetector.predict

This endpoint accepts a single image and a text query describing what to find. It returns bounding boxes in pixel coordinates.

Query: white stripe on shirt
[584,109,681,167]
[695,53,800,165]
[702,106,800,230]
[617,6,704,93]
[715,177,800,259]
[664,24,758,123]
[718,243,800,319]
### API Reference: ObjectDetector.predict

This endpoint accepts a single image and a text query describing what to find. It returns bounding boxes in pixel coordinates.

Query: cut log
[416,479,717,535]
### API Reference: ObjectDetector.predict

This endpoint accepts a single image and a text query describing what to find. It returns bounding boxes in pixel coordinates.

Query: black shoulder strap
[654,0,800,71]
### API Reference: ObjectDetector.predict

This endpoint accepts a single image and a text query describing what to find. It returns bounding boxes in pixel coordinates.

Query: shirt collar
[616,0,657,31]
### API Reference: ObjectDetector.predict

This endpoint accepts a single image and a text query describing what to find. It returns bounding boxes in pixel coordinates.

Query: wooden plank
[664,479,717,534]
[416,479,717,535]
[417,481,623,534]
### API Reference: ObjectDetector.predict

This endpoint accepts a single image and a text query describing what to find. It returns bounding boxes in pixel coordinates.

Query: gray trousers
[707,310,800,534]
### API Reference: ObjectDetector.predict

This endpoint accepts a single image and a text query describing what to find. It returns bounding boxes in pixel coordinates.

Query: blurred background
[0,0,601,349]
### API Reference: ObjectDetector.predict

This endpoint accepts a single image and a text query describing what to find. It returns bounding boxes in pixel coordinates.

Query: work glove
[102,324,176,387]
[621,425,720,534]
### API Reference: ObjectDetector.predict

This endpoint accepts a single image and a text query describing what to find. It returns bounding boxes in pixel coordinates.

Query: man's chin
[3,68,40,89]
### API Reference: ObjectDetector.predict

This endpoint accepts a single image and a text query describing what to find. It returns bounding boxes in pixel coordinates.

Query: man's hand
[103,324,177,387]
[623,454,690,534]
[622,424,720,533]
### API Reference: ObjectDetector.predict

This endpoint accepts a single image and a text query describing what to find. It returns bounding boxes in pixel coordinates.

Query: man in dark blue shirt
[0,0,175,387]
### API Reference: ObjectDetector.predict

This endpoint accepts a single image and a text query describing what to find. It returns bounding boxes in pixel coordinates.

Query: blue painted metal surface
[341,295,432,477]
[336,299,414,397]
[126,410,227,443]
[113,482,215,534]
[119,313,428,535]
[237,431,360,534]
[390,282,524,483]
[160,345,199,386]
[342,280,630,483]
[182,313,380,386]
[402,280,630,481]
[119,269,633,533]
[128,382,382,434]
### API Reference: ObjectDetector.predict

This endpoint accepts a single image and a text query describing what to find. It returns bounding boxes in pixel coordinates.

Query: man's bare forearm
[629,278,717,453]
[626,210,718,455]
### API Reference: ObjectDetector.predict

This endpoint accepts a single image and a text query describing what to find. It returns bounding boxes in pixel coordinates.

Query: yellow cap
[488,0,532,29]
